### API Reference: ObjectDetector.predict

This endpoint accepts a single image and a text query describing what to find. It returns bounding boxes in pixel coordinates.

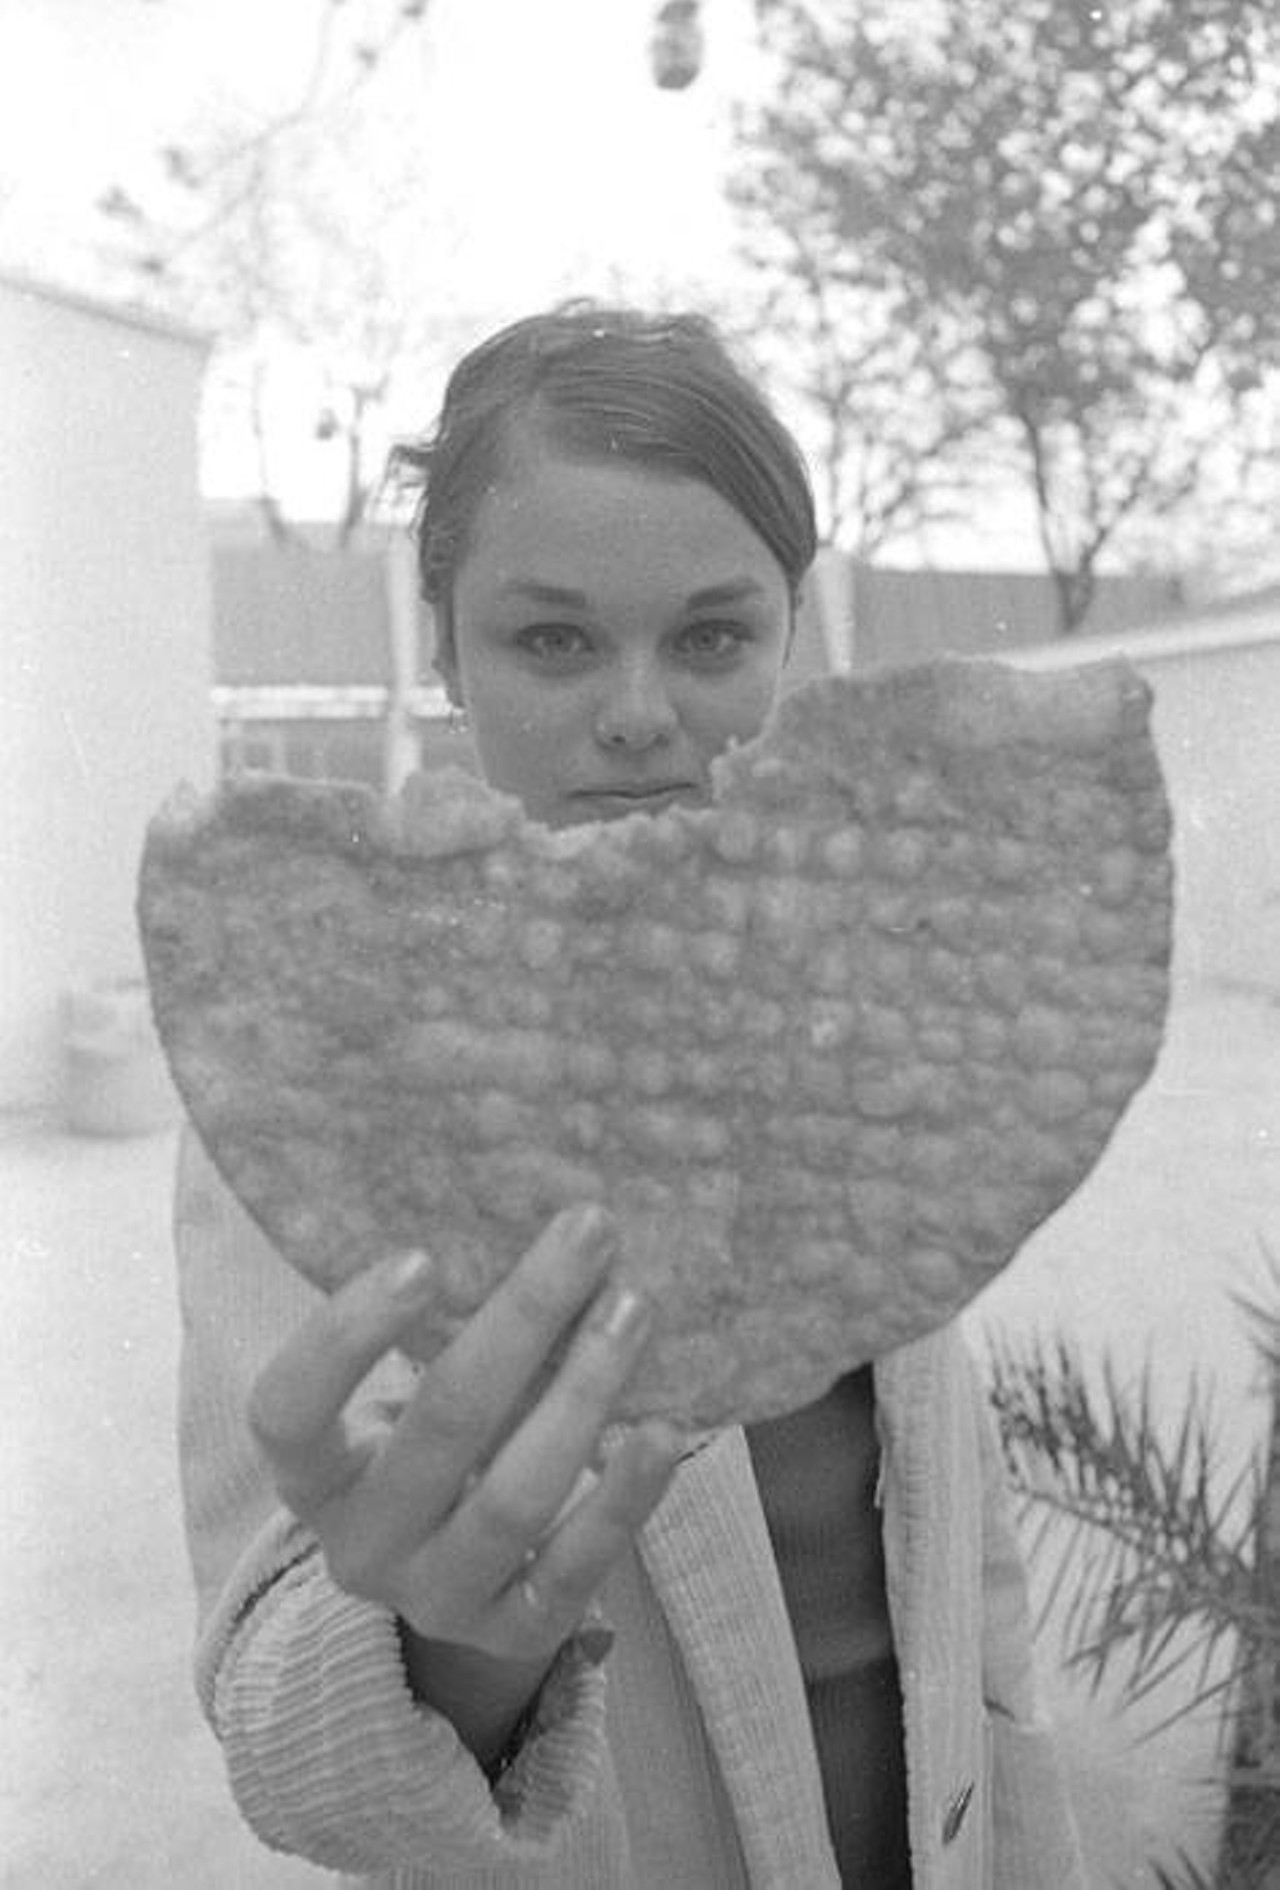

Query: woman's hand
[246,1203,683,1759]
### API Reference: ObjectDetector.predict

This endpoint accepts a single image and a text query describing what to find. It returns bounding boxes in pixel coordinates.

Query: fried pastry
[138,658,1173,1424]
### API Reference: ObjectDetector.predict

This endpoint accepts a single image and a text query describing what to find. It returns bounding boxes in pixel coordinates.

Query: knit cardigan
[175,1134,1087,1888]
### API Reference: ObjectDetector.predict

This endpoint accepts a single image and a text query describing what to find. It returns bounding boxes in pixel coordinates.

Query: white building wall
[1013,611,1280,999]
[973,611,1280,1884]
[0,273,215,1116]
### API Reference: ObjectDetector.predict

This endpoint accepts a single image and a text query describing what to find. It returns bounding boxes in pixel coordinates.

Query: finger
[376,1203,619,1505]
[435,1277,657,1589]
[248,1248,438,1510]
[490,1422,684,1655]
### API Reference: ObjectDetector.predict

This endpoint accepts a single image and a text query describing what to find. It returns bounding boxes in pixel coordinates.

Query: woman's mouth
[567,783,702,819]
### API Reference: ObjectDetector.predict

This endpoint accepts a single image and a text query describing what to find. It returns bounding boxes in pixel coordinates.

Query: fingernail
[559,1201,615,1258]
[588,1282,652,1347]
[388,1249,435,1298]
[577,1622,615,1667]
[575,1600,615,1668]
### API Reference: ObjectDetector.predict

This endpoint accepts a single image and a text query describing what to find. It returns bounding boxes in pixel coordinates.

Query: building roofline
[213,684,452,721]
[1010,607,1279,671]
[0,266,212,351]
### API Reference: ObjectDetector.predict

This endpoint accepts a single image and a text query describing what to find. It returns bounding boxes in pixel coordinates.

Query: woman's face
[440,431,795,827]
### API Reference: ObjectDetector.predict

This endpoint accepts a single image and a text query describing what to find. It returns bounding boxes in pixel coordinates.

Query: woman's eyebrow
[497,580,590,607]
[685,578,769,608]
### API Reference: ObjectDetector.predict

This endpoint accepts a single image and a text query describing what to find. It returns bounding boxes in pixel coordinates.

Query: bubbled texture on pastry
[138,658,1173,1425]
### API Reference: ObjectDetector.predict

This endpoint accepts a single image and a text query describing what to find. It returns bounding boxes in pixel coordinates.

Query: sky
[0,0,1046,561]
[0,0,799,505]
[0,0,761,307]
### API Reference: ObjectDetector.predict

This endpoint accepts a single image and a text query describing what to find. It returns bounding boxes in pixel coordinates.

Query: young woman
[176,304,1087,1886]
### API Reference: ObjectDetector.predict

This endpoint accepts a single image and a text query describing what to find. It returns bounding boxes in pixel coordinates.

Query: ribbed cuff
[199,1519,609,1873]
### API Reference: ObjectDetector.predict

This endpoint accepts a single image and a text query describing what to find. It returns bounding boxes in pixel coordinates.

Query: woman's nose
[594,661,679,750]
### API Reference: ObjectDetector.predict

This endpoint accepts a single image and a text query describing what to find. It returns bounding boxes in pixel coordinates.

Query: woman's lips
[567,783,702,818]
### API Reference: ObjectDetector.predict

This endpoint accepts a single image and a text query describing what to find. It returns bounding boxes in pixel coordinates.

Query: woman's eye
[677,621,750,664]
[516,622,592,663]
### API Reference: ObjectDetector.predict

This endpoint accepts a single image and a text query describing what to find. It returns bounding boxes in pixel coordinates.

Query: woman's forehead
[458,433,788,597]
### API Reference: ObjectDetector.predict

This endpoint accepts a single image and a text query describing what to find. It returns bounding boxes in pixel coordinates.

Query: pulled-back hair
[387,302,817,669]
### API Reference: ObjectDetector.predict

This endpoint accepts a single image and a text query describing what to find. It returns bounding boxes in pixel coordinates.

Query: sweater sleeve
[967,1346,1088,1890]
[174,1130,609,1872]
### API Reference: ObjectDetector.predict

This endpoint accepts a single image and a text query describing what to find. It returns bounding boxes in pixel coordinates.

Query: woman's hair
[387,302,817,668]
